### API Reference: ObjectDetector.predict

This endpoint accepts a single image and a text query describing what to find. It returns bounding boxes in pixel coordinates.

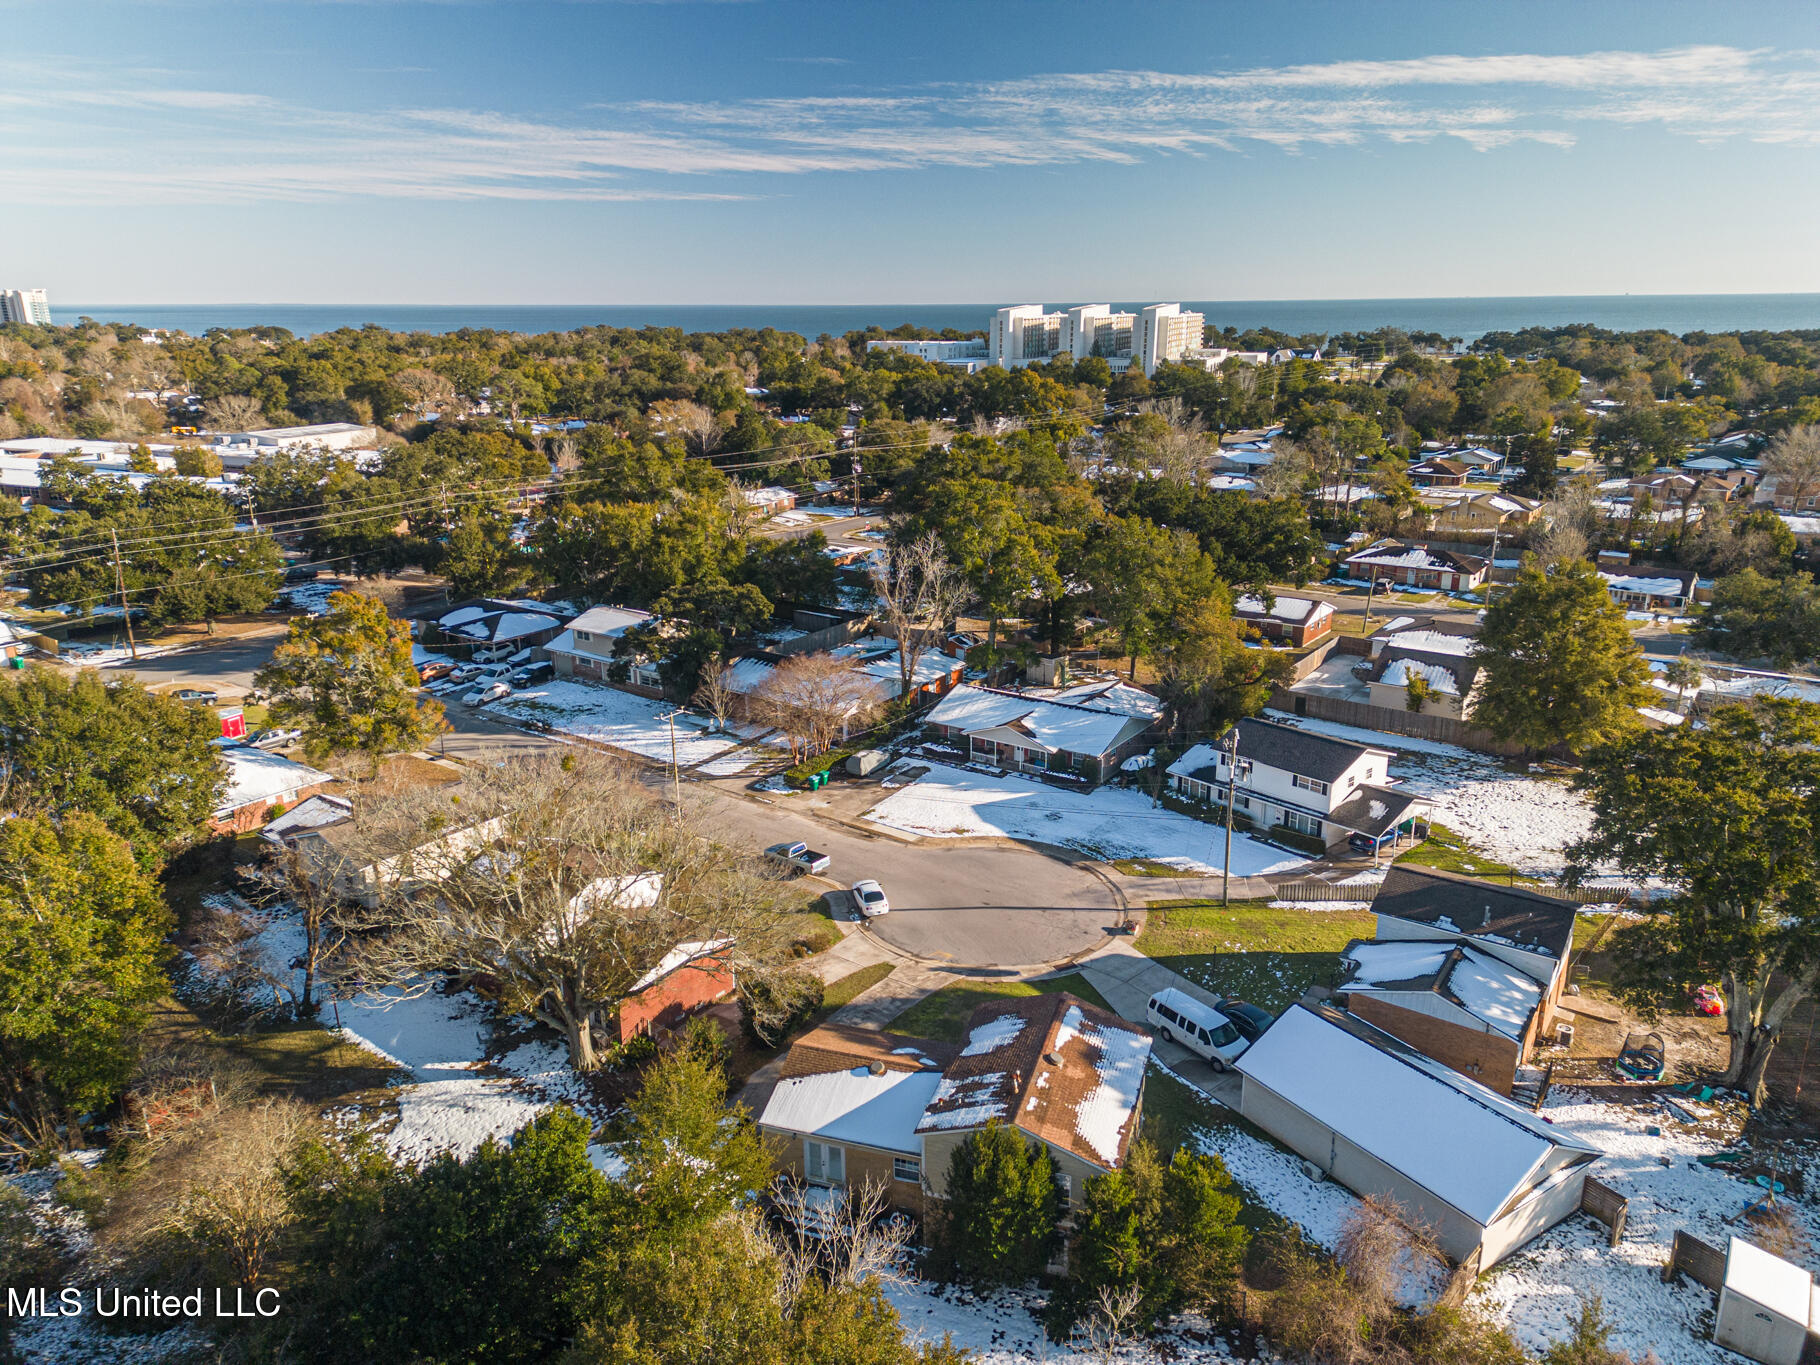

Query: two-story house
[1422,489,1543,537]
[1165,717,1429,857]
[542,605,664,691]
[757,993,1152,1228]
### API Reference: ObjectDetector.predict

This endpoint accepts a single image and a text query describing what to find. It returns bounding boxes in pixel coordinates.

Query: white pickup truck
[764,841,831,877]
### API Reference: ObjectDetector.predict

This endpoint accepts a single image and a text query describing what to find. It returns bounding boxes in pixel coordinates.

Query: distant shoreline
[59,294,1820,341]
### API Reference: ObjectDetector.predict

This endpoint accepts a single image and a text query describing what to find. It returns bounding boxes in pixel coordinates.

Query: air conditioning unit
[1556,1023,1575,1047]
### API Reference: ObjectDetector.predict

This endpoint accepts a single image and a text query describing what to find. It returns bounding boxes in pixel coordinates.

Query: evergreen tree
[934,1122,1062,1287]
[255,590,444,764]
[1472,558,1650,754]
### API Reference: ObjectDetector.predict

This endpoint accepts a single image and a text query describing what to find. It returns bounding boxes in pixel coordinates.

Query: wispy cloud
[4,45,1819,205]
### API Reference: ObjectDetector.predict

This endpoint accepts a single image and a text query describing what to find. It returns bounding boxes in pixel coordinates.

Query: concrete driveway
[1074,940,1244,1105]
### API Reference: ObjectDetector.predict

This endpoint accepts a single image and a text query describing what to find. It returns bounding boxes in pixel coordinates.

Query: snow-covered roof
[1345,544,1486,573]
[1373,628,1478,658]
[1043,679,1166,720]
[566,605,654,637]
[924,684,1150,757]
[1601,572,1689,598]
[216,745,335,817]
[1343,939,1544,1040]
[1237,1005,1600,1224]
[439,605,490,628]
[1381,657,1460,696]
[1235,593,1330,624]
[629,936,731,994]
[487,611,560,642]
[1723,1236,1816,1323]
[260,792,353,841]
[759,1067,944,1157]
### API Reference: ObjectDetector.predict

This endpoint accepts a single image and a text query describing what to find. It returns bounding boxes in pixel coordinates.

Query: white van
[1146,987,1251,1070]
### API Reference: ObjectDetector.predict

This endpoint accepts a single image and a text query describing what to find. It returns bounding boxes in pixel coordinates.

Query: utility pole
[1485,524,1503,606]
[109,527,139,662]
[1361,566,1380,632]
[660,709,682,817]
[851,456,863,517]
[1221,725,1240,907]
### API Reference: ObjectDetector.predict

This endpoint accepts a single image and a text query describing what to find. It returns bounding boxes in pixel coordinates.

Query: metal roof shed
[1715,1236,1820,1365]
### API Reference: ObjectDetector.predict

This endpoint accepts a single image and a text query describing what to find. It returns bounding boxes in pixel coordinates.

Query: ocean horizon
[58,294,1820,342]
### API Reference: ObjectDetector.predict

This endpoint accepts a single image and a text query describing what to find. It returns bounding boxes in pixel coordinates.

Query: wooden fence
[1581,1176,1628,1248]
[1663,1229,1726,1290]
[1273,880,1377,903]
[1270,687,1532,758]
[1273,877,1643,906]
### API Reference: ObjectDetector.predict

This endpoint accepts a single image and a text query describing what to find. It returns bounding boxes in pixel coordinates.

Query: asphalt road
[88,634,1122,968]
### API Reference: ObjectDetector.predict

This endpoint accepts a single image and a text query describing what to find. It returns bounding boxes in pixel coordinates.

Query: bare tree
[651,398,726,459]
[693,652,740,732]
[871,530,970,700]
[250,847,350,1018]
[1253,439,1315,501]
[754,653,881,762]
[1537,478,1603,565]
[160,1099,313,1288]
[1071,1282,1149,1365]
[204,392,266,433]
[1335,1194,1444,1318]
[1762,425,1820,510]
[769,1178,914,1301]
[328,751,792,1072]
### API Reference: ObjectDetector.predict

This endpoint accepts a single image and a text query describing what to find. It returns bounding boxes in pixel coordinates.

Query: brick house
[1342,543,1489,592]
[1408,457,1470,487]
[922,683,1159,784]
[757,993,1153,1226]
[1234,593,1335,646]
[613,939,736,1043]
[210,743,336,835]
[1338,866,1580,1092]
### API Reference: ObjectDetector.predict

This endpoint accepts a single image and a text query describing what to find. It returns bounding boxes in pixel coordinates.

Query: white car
[850,879,890,918]
[464,680,512,707]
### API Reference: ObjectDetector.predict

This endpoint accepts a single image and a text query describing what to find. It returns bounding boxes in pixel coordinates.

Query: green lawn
[1135,898,1374,1012]
[1112,858,1198,878]
[788,895,843,957]
[822,961,894,1009]
[887,972,1111,1044]
[1394,821,1532,882]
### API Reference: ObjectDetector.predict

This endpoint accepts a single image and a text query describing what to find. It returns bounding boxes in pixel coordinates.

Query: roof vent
[1043,1052,1063,1067]
[868,1060,886,1076]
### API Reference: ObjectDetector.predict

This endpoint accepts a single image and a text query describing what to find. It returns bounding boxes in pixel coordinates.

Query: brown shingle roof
[915,992,1154,1171]
[779,1024,957,1079]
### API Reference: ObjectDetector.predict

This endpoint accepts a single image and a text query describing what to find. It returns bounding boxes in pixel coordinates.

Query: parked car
[249,727,303,751]
[418,659,455,683]
[171,688,218,703]
[850,879,890,918]
[449,662,483,683]
[509,661,554,688]
[1214,998,1275,1043]
[283,564,319,584]
[765,841,831,877]
[464,680,512,707]
[1145,988,1250,1070]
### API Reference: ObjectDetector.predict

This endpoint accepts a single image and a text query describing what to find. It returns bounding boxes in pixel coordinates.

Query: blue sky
[7,0,1820,303]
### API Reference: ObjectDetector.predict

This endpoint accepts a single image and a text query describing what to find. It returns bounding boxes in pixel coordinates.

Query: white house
[1600,569,1696,612]
[1165,718,1427,856]
[1235,1003,1601,1267]
[923,683,1159,784]
[1365,628,1486,720]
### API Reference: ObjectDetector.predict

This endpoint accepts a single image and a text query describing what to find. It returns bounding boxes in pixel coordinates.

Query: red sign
[220,707,247,741]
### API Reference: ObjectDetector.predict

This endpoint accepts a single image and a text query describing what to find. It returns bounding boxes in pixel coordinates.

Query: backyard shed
[1714,1236,1820,1365]
[1235,1002,1601,1266]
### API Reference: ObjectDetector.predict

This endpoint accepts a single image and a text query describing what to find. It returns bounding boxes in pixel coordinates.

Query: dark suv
[509,661,554,688]
[1215,998,1275,1043]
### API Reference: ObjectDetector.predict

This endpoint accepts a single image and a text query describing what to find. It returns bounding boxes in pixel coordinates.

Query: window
[1057,1173,1072,1204]
[576,631,592,642]
[893,1156,921,1183]
[1232,757,1254,781]
[1209,1022,1242,1048]
[1283,810,1322,838]
[804,1141,845,1186]
[1292,774,1329,796]
[1157,1004,1180,1025]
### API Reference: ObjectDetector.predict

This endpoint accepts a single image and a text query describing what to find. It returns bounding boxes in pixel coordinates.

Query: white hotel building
[989,303,1206,377]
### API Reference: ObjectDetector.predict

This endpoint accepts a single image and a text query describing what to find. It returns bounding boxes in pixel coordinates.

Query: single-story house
[758,992,1152,1223]
[1038,678,1167,721]
[211,742,337,834]
[614,939,736,1043]
[743,486,797,515]
[1166,717,1427,857]
[1235,1002,1602,1266]
[923,683,1159,784]
[1235,593,1335,647]
[1436,445,1507,474]
[1368,866,1578,1040]
[1600,568,1696,612]
[262,791,507,908]
[1343,543,1489,593]
[430,599,571,660]
[1409,457,1471,488]
[543,605,663,691]
[1335,937,1550,1096]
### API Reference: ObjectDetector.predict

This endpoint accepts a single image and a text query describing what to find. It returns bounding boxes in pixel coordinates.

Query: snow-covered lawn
[486,679,741,767]
[1264,710,1595,877]
[886,1281,1247,1363]
[860,762,1311,877]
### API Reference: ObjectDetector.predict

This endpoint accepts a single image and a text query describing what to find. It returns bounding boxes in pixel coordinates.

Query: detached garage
[1235,1003,1602,1268]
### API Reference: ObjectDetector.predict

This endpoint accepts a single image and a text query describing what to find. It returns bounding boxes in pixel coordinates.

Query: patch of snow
[862,762,1310,877]
[1062,1005,1151,1166]
[960,1014,1027,1057]
[886,1280,1246,1363]
[487,679,740,766]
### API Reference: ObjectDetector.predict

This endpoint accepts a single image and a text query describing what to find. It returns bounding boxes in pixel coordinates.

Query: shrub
[783,745,857,788]
[1541,1294,1655,1365]
[1269,824,1328,856]
[931,1123,1061,1288]
[738,969,824,1047]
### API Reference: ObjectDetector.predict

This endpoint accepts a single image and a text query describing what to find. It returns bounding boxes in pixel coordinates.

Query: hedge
[783,745,858,788]
[1268,824,1329,856]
